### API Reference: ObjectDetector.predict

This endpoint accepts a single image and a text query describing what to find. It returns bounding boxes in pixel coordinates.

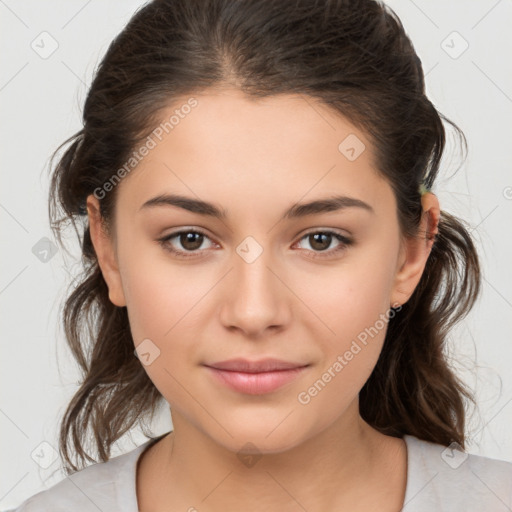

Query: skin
[87,87,440,512]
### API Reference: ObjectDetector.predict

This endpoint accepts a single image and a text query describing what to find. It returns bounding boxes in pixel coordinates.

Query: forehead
[114,88,395,221]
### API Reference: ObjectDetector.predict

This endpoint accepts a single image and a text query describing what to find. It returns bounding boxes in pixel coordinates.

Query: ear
[86,194,127,307]
[390,192,440,307]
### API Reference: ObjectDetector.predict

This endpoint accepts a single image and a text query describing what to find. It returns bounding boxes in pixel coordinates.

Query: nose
[218,242,291,338]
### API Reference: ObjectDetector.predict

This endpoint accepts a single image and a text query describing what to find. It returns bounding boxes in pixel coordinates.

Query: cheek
[119,245,207,399]
[117,238,192,342]
[294,262,396,426]
[122,262,204,344]
[302,244,398,378]
[308,253,396,338]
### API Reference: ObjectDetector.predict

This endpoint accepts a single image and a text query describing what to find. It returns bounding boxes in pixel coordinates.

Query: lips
[203,358,310,395]
[204,358,308,373]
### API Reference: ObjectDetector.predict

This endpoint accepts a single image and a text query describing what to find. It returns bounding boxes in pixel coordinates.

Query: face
[87,88,435,454]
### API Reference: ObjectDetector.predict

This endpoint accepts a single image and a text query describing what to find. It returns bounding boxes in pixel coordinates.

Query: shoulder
[403,434,512,511]
[9,440,152,512]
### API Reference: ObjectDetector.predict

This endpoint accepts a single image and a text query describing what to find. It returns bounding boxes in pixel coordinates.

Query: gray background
[1,0,511,508]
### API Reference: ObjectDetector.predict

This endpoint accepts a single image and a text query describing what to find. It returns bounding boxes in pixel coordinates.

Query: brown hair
[48,0,481,474]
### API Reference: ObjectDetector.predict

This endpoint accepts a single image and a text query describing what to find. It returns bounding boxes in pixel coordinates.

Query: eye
[157,228,353,259]
[158,229,216,258]
[294,230,353,258]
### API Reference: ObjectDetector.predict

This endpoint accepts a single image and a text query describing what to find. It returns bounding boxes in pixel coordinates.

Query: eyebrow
[139,193,374,220]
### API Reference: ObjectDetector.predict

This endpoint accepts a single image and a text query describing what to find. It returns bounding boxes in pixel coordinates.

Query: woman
[12,0,512,510]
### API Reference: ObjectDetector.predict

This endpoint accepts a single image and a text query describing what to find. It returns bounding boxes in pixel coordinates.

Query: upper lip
[204,358,309,373]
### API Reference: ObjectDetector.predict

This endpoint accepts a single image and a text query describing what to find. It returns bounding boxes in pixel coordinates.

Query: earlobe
[390,192,440,307]
[86,195,127,307]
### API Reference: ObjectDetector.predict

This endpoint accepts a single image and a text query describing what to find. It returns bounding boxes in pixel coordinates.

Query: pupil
[182,232,202,250]
[311,233,331,251]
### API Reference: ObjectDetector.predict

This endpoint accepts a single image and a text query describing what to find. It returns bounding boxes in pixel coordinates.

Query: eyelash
[157,228,353,260]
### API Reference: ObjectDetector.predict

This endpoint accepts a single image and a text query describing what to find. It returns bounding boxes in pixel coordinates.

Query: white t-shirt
[8,432,512,511]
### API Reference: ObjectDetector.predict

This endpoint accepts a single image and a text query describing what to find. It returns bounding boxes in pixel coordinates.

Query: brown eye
[295,230,353,258]
[158,229,215,258]
[178,232,204,251]
[308,232,333,251]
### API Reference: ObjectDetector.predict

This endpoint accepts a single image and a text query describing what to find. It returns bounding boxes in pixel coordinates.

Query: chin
[211,426,308,457]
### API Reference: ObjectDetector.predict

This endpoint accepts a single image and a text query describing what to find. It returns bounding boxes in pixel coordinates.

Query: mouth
[202,358,310,395]
[204,357,309,373]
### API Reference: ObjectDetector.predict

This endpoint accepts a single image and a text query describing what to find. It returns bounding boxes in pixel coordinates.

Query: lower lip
[204,366,308,395]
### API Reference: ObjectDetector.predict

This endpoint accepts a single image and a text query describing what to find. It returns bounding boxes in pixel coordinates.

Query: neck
[137,401,407,512]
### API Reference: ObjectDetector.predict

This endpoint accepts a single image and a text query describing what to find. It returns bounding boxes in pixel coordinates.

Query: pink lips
[203,358,309,395]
